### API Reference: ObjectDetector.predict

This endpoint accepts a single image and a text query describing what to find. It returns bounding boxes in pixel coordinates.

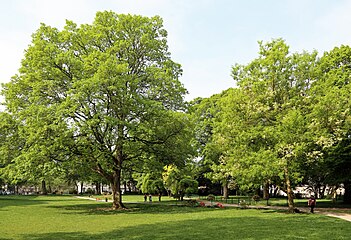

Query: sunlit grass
[0,195,350,240]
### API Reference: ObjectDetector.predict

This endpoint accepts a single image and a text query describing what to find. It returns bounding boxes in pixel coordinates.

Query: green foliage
[1,11,191,208]
[162,164,198,199]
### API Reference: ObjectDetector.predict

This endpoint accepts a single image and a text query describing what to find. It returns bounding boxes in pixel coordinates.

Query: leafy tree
[228,39,318,212]
[307,45,351,203]
[190,93,231,197]
[2,11,187,209]
[162,164,198,200]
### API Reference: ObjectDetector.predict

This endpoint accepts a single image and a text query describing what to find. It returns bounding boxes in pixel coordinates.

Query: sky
[1,0,351,103]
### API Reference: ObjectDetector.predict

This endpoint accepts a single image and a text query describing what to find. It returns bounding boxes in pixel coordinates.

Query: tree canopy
[1,11,192,209]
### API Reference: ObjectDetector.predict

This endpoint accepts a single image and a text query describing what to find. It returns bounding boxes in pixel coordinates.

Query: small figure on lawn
[144,193,147,202]
[149,194,152,202]
[158,192,162,202]
[308,195,316,213]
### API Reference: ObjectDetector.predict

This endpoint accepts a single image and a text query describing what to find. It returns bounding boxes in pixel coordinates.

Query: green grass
[0,195,350,240]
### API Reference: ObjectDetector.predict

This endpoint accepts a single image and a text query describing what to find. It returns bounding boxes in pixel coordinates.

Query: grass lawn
[0,195,350,240]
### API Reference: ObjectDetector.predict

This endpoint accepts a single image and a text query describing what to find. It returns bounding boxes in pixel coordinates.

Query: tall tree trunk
[111,169,125,209]
[41,180,48,195]
[284,166,294,213]
[123,181,127,194]
[223,182,229,199]
[95,182,101,195]
[128,181,132,192]
[263,181,270,200]
[80,182,84,194]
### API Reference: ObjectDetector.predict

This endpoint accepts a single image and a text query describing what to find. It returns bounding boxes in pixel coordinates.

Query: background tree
[228,39,318,212]
[162,163,198,200]
[307,45,351,203]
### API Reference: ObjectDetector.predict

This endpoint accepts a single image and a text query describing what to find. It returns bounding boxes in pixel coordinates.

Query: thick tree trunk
[284,166,295,213]
[41,180,48,195]
[223,182,229,199]
[111,169,125,209]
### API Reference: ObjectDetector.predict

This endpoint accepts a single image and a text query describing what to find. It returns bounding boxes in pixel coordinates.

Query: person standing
[308,195,316,213]
[149,194,152,202]
[144,193,147,202]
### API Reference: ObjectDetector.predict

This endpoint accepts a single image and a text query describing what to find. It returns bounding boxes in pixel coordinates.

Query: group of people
[144,193,162,202]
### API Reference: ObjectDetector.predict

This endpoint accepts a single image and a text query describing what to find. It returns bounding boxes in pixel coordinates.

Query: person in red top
[308,195,316,213]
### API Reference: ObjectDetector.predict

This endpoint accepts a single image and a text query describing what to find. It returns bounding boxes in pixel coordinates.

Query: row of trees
[191,39,351,212]
[1,11,351,211]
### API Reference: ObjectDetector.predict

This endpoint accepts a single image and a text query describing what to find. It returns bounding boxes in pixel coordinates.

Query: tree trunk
[223,182,229,199]
[41,180,48,195]
[127,181,132,192]
[263,181,270,200]
[284,166,294,213]
[123,181,127,194]
[80,182,84,194]
[95,182,101,195]
[111,169,125,209]
[319,185,326,199]
[343,181,351,204]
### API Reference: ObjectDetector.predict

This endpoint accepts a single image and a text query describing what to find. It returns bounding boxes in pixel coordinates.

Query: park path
[75,196,351,222]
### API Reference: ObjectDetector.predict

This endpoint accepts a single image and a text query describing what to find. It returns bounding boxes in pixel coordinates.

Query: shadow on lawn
[0,195,48,209]
[20,214,351,240]
[47,201,237,215]
[0,195,84,210]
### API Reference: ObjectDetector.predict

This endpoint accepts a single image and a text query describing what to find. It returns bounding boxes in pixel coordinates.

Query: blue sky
[1,0,351,101]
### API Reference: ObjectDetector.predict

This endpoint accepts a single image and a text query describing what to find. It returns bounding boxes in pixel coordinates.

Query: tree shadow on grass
[0,195,48,209]
[47,201,235,215]
[0,195,87,210]
[20,214,351,240]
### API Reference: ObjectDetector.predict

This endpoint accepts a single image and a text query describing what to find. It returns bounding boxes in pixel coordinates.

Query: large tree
[228,39,317,212]
[2,11,188,209]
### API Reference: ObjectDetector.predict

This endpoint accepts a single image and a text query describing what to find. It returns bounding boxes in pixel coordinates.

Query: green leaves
[1,11,190,207]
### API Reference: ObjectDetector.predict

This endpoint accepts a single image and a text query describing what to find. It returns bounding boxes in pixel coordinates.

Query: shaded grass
[0,195,350,240]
